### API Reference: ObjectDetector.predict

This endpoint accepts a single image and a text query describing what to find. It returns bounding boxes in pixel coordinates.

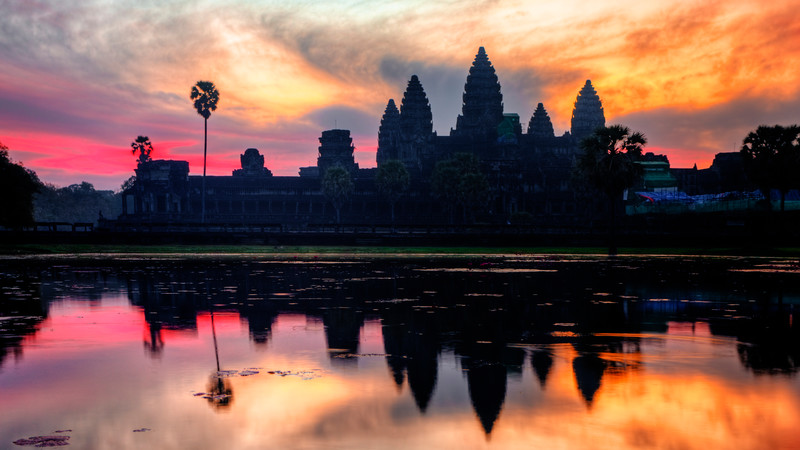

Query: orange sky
[1,0,799,189]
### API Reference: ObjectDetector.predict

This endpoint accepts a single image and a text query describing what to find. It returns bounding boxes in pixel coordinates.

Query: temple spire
[528,103,555,139]
[397,75,433,172]
[377,99,401,166]
[570,80,605,141]
[399,75,433,139]
[452,47,504,139]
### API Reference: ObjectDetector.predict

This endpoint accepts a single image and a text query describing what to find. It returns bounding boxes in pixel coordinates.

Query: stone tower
[570,80,605,141]
[528,103,555,139]
[233,148,273,177]
[376,99,401,167]
[317,129,357,176]
[398,75,434,172]
[453,47,504,139]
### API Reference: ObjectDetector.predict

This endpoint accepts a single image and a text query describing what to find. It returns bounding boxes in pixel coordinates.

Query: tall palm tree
[576,125,646,255]
[190,81,220,223]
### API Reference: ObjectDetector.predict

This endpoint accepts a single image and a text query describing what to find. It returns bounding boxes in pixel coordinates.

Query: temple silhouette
[117,47,752,229]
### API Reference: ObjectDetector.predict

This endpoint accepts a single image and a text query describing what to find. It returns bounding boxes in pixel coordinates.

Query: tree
[190,80,220,223]
[322,165,354,224]
[120,176,136,193]
[740,124,800,212]
[376,159,410,225]
[575,125,646,255]
[431,153,489,224]
[0,142,41,229]
[130,136,153,164]
[34,181,121,224]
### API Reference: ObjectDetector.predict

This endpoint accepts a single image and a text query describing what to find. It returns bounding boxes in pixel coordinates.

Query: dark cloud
[257,8,399,87]
[302,106,379,136]
[615,94,800,159]
[377,56,459,131]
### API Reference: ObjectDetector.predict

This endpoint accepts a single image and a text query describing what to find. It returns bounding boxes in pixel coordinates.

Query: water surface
[1,255,798,449]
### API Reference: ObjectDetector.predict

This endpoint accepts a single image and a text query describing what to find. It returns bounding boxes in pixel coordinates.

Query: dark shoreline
[1,231,797,257]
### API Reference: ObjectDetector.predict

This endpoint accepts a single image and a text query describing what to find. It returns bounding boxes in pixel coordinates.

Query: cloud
[302,106,379,136]
[1,0,799,190]
[378,58,466,133]
[615,93,800,168]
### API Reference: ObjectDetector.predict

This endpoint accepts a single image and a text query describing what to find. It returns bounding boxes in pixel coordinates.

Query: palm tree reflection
[205,374,233,410]
[205,307,233,410]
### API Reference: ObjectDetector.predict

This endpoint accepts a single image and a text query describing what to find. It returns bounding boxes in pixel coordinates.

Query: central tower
[452,47,504,140]
[570,80,605,141]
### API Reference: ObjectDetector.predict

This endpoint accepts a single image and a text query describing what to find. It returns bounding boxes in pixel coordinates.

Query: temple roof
[452,47,504,139]
[377,99,401,165]
[399,75,433,139]
[528,103,555,139]
[570,80,605,141]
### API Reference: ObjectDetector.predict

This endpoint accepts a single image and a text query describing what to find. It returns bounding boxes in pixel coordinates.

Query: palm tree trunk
[211,308,220,372]
[202,118,207,224]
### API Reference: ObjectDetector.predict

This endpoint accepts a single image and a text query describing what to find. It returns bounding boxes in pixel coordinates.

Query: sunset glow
[13,302,798,449]
[1,0,798,189]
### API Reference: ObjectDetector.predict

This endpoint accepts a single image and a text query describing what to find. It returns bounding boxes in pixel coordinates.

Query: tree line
[0,141,123,229]
[574,123,800,254]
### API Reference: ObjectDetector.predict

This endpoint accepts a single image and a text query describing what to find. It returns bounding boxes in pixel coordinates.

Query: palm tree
[190,81,220,223]
[130,135,153,164]
[576,125,646,255]
[740,124,800,212]
[322,165,354,225]
[375,159,410,226]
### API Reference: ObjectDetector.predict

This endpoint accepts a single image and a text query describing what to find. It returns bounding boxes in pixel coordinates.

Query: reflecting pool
[1,254,798,449]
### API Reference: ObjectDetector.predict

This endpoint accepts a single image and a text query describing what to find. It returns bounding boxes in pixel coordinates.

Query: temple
[570,80,605,141]
[118,47,749,228]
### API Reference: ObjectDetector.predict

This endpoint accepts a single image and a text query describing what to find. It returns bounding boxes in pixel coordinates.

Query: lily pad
[13,435,70,447]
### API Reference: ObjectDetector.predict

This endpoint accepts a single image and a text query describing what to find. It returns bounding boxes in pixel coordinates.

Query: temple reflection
[1,255,799,442]
[572,353,606,407]
[530,350,554,388]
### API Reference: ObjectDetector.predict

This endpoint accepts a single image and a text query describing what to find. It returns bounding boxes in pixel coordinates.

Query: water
[1,254,798,449]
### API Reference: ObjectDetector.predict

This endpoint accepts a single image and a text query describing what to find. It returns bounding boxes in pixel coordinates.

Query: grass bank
[1,243,798,257]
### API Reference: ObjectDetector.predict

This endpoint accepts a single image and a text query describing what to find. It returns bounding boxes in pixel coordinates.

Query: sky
[1,0,799,191]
